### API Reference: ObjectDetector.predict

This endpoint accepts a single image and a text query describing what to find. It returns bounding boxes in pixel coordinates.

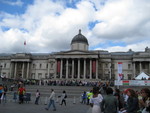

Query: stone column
[66,59,68,79]
[133,62,135,78]
[140,62,142,73]
[72,59,74,79]
[48,62,50,78]
[90,59,92,79]
[84,59,86,79]
[78,59,80,79]
[26,62,29,79]
[149,62,150,74]
[96,59,98,79]
[9,62,12,78]
[14,62,17,78]
[53,60,56,79]
[109,63,111,80]
[22,62,24,78]
[60,59,63,79]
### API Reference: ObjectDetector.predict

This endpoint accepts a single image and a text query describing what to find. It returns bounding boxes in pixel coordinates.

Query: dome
[71,29,89,45]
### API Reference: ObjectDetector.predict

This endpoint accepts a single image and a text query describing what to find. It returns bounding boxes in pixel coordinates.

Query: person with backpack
[0,84,4,104]
[18,85,26,104]
[60,90,67,106]
[101,87,118,113]
[45,89,56,111]
[35,89,40,105]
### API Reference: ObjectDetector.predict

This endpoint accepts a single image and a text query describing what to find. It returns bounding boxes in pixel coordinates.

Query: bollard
[39,96,42,104]
[79,95,82,103]
[59,97,62,105]
[73,96,76,104]
[56,97,58,103]
[44,96,48,105]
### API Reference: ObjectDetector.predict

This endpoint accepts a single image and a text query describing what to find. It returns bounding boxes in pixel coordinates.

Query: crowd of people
[8,78,113,88]
[85,87,150,113]
[0,79,150,113]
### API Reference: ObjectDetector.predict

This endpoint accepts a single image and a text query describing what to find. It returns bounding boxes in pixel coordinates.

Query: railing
[115,80,150,86]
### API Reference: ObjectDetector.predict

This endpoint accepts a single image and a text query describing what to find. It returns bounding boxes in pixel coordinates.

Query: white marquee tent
[135,72,149,80]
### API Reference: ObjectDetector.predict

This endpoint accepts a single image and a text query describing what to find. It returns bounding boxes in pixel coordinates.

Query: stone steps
[24,85,93,98]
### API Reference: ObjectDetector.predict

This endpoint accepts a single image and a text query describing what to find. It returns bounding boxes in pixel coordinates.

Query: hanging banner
[123,80,129,85]
[57,61,60,73]
[118,62,123,81]
[92,60,96,73]
[115,80,150,86]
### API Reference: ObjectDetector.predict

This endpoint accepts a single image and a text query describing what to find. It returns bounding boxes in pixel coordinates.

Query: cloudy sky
[0,0,150,53]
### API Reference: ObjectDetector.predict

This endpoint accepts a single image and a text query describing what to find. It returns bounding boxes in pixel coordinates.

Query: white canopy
[135,72,149,80]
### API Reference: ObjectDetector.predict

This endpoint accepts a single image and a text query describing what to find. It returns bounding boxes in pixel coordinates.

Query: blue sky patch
[20,28,29,33]
[0,0,33,15]
[1,26,11,31]
[88,20,99,30]
[90,41,126,50]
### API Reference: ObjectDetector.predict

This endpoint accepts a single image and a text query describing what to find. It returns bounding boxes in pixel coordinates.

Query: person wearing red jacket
[18,85,26,104]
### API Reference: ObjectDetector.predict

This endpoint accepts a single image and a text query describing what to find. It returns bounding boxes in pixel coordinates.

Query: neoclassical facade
[0,30,150,81]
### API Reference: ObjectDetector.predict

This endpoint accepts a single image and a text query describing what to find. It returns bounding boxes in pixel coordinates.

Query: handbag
[1,93,4,100]
[142,108,149,113]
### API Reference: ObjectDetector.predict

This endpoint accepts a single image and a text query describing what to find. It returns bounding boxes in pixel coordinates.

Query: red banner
[24,41,26,45]
[57,61,60,73]
[118,62,123,81]
[92,60,96,73]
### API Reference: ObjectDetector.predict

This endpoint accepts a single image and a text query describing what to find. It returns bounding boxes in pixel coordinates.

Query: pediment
[57,50,97,55]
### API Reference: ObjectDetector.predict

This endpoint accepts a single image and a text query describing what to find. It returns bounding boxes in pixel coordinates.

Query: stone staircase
[25,85,93,98]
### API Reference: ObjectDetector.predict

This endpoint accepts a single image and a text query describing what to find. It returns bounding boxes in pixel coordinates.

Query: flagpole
[24,41,26,53]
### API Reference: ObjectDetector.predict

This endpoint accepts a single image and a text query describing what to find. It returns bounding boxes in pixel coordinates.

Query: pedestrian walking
[18,85,26,104]
[139,88,150,113]
[120,89,139,113]
[114,88,124,110]
[87,90,93,105]
[35,89,40,105]
[89,87,103,113]
[45,89,56,111]
[0,84,4,104]
[81,91,87,104]
[2,85,8,103]
[60,90,67,106]
[101,87,118,113]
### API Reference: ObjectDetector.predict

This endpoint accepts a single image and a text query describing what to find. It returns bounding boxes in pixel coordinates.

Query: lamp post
[109,65,112,80]
[0,65,2,77]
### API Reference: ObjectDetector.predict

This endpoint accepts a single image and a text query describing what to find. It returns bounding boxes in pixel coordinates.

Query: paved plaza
[1,84,149,113]
[0,85,92,113]
[0,97,90,113]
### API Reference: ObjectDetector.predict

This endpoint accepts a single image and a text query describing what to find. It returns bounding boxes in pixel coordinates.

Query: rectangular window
[45,73,48,78]
[111,64,114,69]
[4,63,6,68]
[128,64,131,69]
[40,64,42,69]
[38,73,42,79]
[105,63,108,68]
[31,73,35,79]
[33,64,36,68]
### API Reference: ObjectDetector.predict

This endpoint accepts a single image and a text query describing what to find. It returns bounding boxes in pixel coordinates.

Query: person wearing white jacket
[45,89,56,111]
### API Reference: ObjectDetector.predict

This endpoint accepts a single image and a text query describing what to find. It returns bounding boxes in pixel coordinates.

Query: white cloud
[0,0,150,53]
[98,40,150,52]
[2,0,23,6]
[93,0,150,41]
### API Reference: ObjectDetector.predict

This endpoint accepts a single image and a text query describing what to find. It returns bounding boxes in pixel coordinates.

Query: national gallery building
[0,30,150,81]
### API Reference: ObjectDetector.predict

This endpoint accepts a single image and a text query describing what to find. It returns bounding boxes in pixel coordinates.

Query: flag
[118,62,123,81]
[57,61,60,73]
[92,60,96,73]
[24,41,26,45]
[123,81,129,85]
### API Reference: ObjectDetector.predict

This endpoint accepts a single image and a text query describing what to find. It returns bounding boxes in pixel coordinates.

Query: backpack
[64,94,67,98]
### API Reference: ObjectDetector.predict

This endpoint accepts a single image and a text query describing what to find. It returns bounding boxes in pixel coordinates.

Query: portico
[56,58,98,80]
